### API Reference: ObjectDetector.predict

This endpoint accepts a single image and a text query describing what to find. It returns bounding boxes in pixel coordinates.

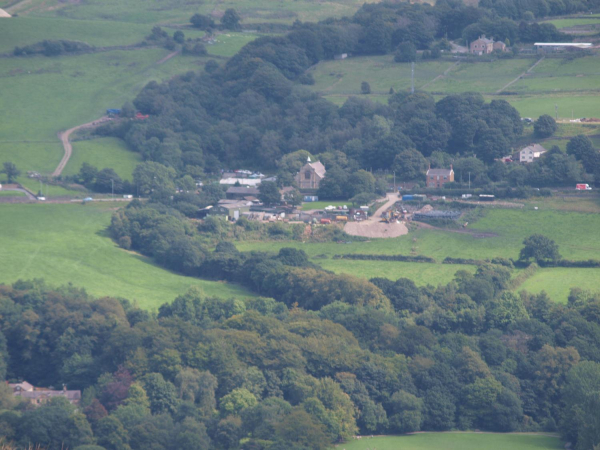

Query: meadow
[236,204,600,302]
[542,17,600,29]
[309,55,600,119]
[336,432,563,450]
[2,0,368,25]
[308,56,454,94]
[0,203,253,309]
[0,48,215,180]
[64,137,143,181]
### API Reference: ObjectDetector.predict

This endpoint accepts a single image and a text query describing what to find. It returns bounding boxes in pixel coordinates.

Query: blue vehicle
[106,108,121,116]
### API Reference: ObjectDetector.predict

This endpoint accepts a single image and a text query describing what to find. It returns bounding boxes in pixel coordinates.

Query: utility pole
[555,104,558,120]
[468,172,471,190]
[111,179,114,200]
[393,171,396,192]
[411,62,415,94]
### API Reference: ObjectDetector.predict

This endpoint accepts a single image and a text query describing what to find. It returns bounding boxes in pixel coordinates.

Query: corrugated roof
[226,186,259,195]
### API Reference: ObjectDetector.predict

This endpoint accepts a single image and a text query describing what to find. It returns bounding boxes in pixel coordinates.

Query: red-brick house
[426,166,454,188]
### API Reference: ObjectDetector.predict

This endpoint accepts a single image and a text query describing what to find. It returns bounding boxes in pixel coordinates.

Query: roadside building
[295,158,326,190]
[426,166,454,188]
[519,143,547,163]
[534,42,592,53]
[9,381,81,407]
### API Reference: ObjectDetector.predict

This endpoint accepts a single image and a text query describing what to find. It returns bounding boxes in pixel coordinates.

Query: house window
[444,176,447,180]
[304,172,311,180]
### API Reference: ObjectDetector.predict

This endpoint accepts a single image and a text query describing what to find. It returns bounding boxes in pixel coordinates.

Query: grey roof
[520,143,547,154]
[226,186,260,195]
[427,168,453,176]
[15,390,81,401]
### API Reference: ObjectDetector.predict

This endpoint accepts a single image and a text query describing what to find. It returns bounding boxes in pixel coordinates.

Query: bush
[534,115,557,138]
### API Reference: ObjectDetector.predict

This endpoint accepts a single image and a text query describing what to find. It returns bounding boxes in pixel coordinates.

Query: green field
[0,48,212,178]
[64,137,143,181]
[236,206,600,302]
[542,17,600,29]
[319,259,477,285]
[0,16,153,53]
[426,59,533,93]
[0,203,253,308]
[308,55,600,119]
[336,433,563,450]
[308,56,454,95]
[0,190,26,197]
[3,0,369,25]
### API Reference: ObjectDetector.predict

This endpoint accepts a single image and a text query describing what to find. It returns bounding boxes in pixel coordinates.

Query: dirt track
[53,117,107,177]
[344,193,408,238]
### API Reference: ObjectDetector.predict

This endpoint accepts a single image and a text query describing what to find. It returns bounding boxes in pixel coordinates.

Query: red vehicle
[576,184,592,190]
[320,218,332,224]
[135,112,149,120]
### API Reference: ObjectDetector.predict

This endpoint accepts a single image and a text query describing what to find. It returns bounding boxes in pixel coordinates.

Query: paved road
[0,187,36,200]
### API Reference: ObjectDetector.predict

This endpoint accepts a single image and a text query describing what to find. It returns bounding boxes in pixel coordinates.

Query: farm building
[219,177,262,187]
[226,186,260,200]
[209,200,252,220]
[10,381,81,407]
[295,158,326,190]
[534,43,592,53]
[519,144,547,163]
[426,166,454,188]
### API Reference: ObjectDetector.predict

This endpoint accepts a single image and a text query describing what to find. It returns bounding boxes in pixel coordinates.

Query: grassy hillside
[0,16,153,52]
[337,433,563,450]
[0,49,214,177]
[310,55,600,119]
[0,203,253,309]
[3,0,370,25]
[64,138,142,181]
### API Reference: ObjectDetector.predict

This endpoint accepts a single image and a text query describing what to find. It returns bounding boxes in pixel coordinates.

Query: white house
[519,144,547,163]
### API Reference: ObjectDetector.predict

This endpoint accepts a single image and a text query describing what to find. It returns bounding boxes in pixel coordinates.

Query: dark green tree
[2,162,21,183]
[394,42,417,62]
[221,8,241,30]
[190,13,215,30]
[392,148,428,181]
[361,81,371,94]
[534,114,557,138]
[519,234,561,263]
[258,181,281,206]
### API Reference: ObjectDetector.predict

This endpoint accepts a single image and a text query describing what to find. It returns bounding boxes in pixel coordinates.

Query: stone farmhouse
[9,381,81,407]
[426,166,454,188]
[295,158,326,190]
[470,35,507,55]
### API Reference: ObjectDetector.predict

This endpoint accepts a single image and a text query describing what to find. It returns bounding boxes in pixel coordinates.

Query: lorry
[320,218,332,224]
[576,184,592,190]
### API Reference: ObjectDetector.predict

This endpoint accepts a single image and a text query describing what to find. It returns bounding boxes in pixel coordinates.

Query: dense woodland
[1,219,600,448]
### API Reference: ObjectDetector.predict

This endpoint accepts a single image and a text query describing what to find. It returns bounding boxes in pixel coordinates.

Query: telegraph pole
[111,179,114,200]
[555,104,558,120]
[411,62,415,94]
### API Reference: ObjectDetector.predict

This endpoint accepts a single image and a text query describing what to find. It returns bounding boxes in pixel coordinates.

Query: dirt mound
[344,221,408,238]
[0,8,12,17]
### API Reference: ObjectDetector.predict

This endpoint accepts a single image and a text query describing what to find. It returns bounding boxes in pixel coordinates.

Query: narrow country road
[496,56,545,94]
[53,117,107,177]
